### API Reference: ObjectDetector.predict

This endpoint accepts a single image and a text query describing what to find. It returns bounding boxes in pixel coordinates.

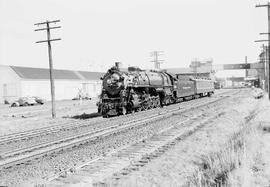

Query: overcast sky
[0,0,267,76]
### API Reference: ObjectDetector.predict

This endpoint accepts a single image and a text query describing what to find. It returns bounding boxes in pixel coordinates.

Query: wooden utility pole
[245,56,248,78]
[266,46,269,92]
[150,51,164,69]
[256,3,270,99]
[34,20,61,118]
[261,45,269,92]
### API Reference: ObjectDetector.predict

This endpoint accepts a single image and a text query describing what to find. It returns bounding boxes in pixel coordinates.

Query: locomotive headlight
[111,73,120,82]
[107,79,112,84]
[107,73,121,85]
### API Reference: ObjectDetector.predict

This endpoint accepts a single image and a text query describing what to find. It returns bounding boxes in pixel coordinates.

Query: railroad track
[0,90,239,170]
[0,89,235,146]
[0,118,104,145]
[46,110,226,185]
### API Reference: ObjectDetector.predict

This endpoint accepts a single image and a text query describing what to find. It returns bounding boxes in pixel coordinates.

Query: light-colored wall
[0,65,102,103]
[82,81,102,98]
[20,79,102,101]
[0,65,21,103]
[21,80,50,100]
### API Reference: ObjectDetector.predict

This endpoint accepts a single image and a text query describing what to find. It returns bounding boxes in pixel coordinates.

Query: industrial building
[0,65,104,104]
[166,60,214,78]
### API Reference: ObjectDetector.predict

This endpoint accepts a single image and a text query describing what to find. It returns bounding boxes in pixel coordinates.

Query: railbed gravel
[0,95,226,153]
[0,92,244,186]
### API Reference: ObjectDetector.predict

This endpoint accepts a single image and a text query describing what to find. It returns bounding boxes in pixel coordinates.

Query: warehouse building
[0,65,104,104]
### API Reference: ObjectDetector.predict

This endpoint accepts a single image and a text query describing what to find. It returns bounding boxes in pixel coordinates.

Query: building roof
[11,66,80,80]
[78,71,104,80]
[10,66,104,80]
[165,67,211,74]
[7,65,212,80]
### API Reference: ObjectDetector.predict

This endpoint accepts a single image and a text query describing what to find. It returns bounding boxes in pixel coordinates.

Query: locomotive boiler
[97,63,176,117]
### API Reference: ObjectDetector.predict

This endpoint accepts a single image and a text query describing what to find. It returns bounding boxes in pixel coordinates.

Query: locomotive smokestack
[115,62,120,70]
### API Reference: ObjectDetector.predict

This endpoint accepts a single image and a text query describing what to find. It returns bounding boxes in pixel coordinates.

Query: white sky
[0,0,267,77]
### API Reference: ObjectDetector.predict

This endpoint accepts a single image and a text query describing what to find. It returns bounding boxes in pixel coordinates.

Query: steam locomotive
[97,63,214,117]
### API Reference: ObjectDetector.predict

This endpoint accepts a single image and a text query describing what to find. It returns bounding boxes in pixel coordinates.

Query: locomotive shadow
[66,112,101,120]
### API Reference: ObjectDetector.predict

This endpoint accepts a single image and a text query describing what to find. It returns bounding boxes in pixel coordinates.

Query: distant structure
[150,51,164,69]
[166,59,214,79]
[0,65,104,104]
[256,45,268,90]
[189,58,213,76]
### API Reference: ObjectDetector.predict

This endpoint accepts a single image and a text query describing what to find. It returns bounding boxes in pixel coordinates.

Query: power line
[150,51,164,69]
[255,3,270,99]
[35,20,61,118]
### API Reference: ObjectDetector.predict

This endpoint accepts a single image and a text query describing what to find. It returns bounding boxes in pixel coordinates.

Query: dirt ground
[0,99,99,136]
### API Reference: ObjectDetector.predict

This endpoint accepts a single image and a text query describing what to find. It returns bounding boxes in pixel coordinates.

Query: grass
[186,123,259,187]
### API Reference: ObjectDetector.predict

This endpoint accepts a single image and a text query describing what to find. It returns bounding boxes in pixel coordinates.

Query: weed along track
[186,101,264,187]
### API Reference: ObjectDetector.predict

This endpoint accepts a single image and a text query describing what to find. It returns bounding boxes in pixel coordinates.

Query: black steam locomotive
[97,63,214,117]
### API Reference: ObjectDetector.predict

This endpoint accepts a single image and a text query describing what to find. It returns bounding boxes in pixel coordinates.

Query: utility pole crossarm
[34,26,61,32]
[34,20,60,26]
[255,40,269,42]
[36,38,61,43]
[151,60,165,62]
[256,4,269,7]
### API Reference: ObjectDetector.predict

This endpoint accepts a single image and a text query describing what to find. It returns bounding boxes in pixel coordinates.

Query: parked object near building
[253,88,264,99]
[11,97,37,107]
[0,65,104,104]
[11,96,46,107]
[33,96,46,104]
